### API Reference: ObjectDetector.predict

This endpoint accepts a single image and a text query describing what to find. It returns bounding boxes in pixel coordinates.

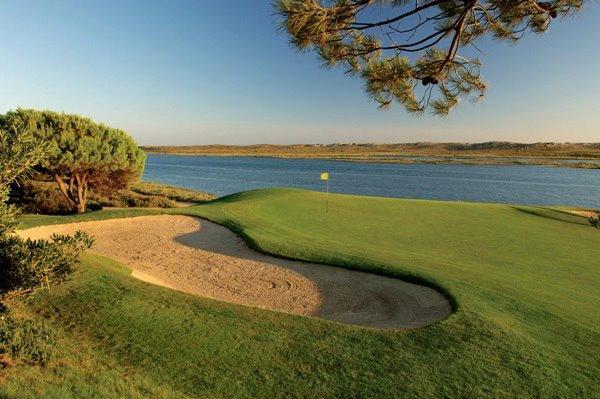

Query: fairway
[4,188,600,398]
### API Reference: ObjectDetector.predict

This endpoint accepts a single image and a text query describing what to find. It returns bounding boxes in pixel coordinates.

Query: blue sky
[0,1,598,145]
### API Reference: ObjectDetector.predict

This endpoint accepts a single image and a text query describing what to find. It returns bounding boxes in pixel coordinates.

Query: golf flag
[320,172,330,213]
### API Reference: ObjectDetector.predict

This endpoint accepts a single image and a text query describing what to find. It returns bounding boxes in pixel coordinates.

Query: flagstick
[326,178,329,213]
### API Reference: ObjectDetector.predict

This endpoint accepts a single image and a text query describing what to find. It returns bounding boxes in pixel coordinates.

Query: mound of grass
[3,188,599,398]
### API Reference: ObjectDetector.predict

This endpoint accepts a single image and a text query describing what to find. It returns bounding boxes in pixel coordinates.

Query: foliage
[130,181,215,203]
[10,180,214,215]
[0,109,146,213]
[0,127,48,235]
[0,128,92,299]
[10,180,75,215]
[92,190,176,208]
[589,215,600,229]
[0,232,93,297]
[0,314,58,366]
[275,0,585,115]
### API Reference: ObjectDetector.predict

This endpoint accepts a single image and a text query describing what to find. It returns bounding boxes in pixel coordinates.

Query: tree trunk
[74,173,87,214]
[54,174,76,209]
[76,200,86,214]
[54,173,88,214]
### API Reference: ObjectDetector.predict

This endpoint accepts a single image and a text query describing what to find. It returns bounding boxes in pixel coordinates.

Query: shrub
[10,180,185,214]
[1,128,92,299]
[10,180,103,215]
[10,180,73,215]
[131,182,215,203]
[0,232,94,298]
[589,215,600,229]
[92,190,176,208]
[0,314,58,366]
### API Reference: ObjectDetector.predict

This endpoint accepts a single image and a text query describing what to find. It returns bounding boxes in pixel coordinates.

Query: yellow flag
[320,172,329,181]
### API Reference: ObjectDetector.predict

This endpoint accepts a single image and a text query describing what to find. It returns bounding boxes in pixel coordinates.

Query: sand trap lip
[570,209,599,218]
[19,215,452,329]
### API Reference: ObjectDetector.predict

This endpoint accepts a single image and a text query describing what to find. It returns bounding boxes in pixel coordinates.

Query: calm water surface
[143,154,600,208]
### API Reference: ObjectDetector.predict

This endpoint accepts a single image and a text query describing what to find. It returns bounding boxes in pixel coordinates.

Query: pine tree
[0,109,146,214]
[275,0,584,115]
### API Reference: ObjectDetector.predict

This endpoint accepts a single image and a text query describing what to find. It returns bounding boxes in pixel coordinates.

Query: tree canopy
[0,109,146,213]
[275,0,584,115]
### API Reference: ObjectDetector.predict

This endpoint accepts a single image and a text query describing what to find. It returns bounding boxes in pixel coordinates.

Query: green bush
[1,128,93,299]
[0,232,94,297]
[0,314,57,366]
[589,216,600,229]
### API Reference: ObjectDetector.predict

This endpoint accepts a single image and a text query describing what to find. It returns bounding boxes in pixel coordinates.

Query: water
[143,154,600,208]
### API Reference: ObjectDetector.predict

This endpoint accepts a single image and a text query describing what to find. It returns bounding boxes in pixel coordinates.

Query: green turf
[3,188,599,398]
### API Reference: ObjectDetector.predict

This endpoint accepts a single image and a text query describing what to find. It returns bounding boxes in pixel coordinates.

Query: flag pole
[326,177,329,213]
[320,172,329,213]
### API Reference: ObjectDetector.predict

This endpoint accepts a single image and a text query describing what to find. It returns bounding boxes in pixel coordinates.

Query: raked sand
[20,215,451,329]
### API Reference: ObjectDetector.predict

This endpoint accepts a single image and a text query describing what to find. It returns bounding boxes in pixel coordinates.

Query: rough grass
[3,188,599,398]
[131,181,215,203]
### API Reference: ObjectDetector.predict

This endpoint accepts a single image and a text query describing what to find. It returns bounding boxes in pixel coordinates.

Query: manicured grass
[3,188,599,398]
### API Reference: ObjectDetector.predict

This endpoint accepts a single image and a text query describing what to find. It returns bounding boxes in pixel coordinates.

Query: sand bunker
[20,215,451,329]
[571,209,599,218]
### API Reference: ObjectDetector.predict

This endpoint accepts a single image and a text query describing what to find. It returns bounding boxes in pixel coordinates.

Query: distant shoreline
[141,142,600,169]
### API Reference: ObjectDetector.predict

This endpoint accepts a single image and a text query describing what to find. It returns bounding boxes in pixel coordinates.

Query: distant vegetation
[143,142,600,168]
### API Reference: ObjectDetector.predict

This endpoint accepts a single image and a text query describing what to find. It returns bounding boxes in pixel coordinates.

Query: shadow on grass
[512,206,591,226]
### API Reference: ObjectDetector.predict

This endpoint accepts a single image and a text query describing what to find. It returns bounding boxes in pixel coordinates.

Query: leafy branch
[275,0,585,115]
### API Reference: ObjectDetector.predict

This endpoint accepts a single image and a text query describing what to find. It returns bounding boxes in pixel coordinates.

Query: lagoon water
[143,154,600,208]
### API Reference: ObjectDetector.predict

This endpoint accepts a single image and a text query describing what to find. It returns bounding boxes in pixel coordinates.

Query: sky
[0,1,598,145]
